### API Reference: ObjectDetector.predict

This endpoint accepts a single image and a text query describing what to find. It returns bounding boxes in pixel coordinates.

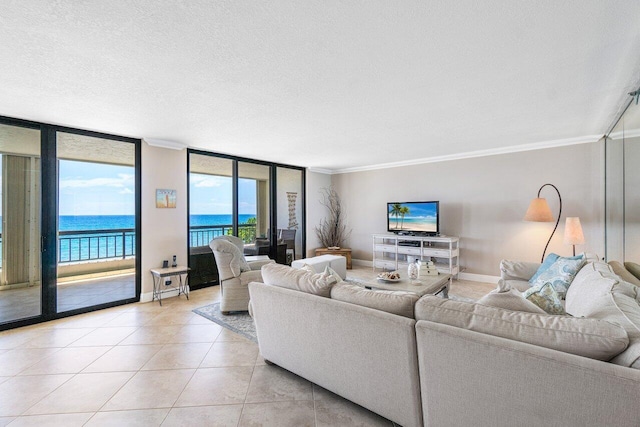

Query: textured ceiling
[1,1,640,172]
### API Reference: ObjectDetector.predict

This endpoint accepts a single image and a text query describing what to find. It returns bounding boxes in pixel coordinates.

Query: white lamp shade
[563,217,585,245]
[524,198,554,222]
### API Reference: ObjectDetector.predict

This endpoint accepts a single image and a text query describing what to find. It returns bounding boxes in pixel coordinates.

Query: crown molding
[144,138,188,150]
[328,134,604,175]
[608,128,640,140]
[307,167,334,175]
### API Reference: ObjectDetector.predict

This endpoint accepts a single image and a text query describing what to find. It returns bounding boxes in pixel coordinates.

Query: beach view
[388,202,438,232]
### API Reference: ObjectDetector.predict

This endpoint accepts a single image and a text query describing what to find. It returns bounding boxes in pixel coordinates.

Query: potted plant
[315,187,351,249]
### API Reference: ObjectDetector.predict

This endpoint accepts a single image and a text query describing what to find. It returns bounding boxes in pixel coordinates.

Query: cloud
[60,173,134,189]
[190,174,226,188]
[119,188,134,194]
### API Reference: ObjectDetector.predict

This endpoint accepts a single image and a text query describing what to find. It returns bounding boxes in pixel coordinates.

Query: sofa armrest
[247,259,275,271]
[499,259,540,281]
[415,320,640,427]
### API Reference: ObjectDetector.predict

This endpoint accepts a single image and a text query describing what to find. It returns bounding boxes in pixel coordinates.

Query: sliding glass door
[187,150,304,286]
[238,161,272,257]
[0,123,42,325]
[0,116,141,331]
[56,131,137,313]
[276,167,303,263]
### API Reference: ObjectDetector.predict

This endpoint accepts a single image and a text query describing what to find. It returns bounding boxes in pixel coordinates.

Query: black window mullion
[40,126,57,319]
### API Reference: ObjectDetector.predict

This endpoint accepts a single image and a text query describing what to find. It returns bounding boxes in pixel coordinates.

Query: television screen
[387,201,439,235]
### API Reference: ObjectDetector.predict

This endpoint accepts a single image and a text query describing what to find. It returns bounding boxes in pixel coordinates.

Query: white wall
[140,142,188,301]
[305,170,332,257]
[330,143,605,278]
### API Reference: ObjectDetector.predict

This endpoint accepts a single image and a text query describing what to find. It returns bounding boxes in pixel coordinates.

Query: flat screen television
[387,201,439,235]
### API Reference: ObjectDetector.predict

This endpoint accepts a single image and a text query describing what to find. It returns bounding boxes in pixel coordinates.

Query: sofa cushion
[531,256,586,299]
[609,261,640,287]
[261,263,338,297]
[566,261,640,368]
[414,295,629,361]
[477,282,545,314]
[522,282,566,315]
[624,261,640,282]
[500,260,540,282]
[331,283,419,318]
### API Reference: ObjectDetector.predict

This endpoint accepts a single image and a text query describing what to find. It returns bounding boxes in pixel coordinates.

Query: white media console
[372,234,460,278]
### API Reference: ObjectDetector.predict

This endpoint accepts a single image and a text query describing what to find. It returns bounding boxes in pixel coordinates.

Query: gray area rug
[193,302,257,343]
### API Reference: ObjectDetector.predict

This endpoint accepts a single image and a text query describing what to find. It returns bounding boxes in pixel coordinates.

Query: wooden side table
[315,248,352,269]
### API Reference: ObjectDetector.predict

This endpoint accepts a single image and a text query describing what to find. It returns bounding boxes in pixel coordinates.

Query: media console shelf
[372,234,460,278]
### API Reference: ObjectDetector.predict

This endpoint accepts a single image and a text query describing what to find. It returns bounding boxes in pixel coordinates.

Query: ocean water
[0,214,257,233]
[0,215,256,264]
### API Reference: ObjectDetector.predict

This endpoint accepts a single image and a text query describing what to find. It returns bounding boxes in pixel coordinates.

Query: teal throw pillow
[529,253,560,284]
[523,282,566,315]
[531,256,586,299]
[529,253,584,284]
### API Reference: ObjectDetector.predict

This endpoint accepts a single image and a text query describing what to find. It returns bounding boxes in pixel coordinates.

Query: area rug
[193,302,257,343]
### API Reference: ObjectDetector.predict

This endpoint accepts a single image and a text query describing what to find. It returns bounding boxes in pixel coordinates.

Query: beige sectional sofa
[249,260,640,427]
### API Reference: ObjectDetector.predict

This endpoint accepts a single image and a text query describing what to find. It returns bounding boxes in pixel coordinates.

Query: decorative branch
[314,187,351,248]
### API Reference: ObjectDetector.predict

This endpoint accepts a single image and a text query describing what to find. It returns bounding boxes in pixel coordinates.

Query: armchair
[209,235,274,314]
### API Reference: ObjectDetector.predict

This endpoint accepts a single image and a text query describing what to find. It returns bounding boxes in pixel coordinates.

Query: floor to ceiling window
[0,116,141,331]
[0,123,42,325]
[55,131,137,313]
[187,150,305,288]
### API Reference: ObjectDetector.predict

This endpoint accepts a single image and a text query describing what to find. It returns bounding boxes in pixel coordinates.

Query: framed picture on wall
[156,189,177,208]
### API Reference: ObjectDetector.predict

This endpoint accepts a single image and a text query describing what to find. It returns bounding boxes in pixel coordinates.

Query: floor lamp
[524,183,562,263]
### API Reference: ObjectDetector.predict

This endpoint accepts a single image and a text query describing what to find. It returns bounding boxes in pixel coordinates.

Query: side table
[150,265,190,306]
[315,247,352,269]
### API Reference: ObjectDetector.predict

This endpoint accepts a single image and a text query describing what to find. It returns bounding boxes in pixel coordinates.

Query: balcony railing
[0,223,258,268]
[189,224,257,247]
[58,229,136,263]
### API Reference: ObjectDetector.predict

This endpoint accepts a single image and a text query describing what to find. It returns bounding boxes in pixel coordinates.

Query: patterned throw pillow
[531,256,586,299]
[523,282,566,315]
[529,253,560,284]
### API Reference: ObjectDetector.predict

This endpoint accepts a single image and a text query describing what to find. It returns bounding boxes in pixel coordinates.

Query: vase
[408,260,420,282]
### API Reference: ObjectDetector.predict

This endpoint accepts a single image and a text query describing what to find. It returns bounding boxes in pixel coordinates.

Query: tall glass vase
[408,260,420,284]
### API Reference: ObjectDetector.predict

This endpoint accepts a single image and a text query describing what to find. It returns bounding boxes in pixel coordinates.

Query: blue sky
[0,159,257,216]
[189,174,256,215]
[388,202,438,218]
[59,160,135,215]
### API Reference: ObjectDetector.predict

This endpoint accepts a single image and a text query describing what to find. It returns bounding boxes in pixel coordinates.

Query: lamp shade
[524,198,554,222]
[564,217,585,245]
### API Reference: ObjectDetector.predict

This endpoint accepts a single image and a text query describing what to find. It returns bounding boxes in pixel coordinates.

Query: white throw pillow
[261,263,337,297]
[477,282,545,314]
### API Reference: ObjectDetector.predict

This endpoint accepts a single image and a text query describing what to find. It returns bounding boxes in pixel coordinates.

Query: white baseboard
[458,272,500,284]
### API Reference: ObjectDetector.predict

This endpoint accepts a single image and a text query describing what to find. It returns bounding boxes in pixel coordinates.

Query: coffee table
[357,273,452,298]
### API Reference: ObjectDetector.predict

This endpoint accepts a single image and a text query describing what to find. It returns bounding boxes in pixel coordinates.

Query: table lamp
[563,217,585,256]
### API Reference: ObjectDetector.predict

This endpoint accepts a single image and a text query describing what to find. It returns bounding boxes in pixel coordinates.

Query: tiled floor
[0,265,495,426]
